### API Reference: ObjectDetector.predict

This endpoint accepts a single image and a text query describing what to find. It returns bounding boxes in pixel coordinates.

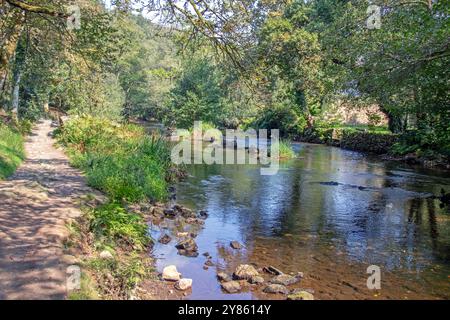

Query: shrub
[88,202,150,250]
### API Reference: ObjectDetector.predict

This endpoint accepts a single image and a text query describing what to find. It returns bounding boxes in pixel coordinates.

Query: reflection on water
[150,142,450,299]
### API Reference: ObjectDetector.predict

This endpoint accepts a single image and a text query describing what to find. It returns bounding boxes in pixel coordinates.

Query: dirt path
[0,119,92,299]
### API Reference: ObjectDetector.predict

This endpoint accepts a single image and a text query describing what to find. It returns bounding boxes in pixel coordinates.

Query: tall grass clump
[0,122,25,179]
[56,116,171,202]
[275,139,296,159]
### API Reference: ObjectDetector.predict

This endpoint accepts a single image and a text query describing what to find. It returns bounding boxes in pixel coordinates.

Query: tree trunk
[0,10,25,98]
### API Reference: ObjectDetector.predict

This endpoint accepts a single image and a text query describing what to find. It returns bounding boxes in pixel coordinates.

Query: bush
[56,116,171,201]
[252,105,307,138]
[0,122,25,179]
[88,202,150,250]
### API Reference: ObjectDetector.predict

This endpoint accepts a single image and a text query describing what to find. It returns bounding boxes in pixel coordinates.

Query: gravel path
[0,120,92,299]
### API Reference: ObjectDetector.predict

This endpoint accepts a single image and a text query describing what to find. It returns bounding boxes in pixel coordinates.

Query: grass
[88,202,150,251]
[0,122,25,179]
[56,116,171,202]
[275,140,296,159]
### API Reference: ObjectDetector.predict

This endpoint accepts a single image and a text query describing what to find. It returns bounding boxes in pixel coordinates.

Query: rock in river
[233,264,259,280]
[158,234,172,244]
[217,272,232,282]
[263,284,289,295]
[230,241,242,249]
[175,278,192,291]
[270,274,300,286]
[221,281,241,293]
[162,265,181,281]
[175,238,198,252]
[204,260,215,267]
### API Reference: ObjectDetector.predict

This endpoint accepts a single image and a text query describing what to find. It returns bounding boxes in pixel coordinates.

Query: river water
[148,135,450,300]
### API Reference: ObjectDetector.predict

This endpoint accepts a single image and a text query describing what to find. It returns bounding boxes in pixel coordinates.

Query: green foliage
[164,57,224,128]
[87,252,150,295]
[252,103,307,138]
[88,202,149,250]
[56,116,170,202]
[0,122,25,179]
[276,140,296,159]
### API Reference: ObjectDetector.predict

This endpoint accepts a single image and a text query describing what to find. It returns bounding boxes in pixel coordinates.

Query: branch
[5,0,69,18]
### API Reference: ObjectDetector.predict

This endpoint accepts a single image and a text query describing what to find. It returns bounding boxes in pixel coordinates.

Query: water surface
[150,142,450,299]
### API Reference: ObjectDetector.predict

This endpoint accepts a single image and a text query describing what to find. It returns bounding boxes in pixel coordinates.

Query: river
[142,122,450,300]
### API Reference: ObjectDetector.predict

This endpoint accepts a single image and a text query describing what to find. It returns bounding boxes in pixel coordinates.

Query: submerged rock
[217,272,232,282]
[230,241,242,249]
[287,291,314,300]
[175,278,192,291]
[162,265,181,281]
[221,281,241,293]
[158,234,172,244]
[199,210,209,219]
[263,284,289,294]
[233,264,259,280]
[270,274,300,286]
[178,249,199,258]
[204,260,214,267]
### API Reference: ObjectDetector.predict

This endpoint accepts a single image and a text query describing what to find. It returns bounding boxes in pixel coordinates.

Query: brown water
[149,142,450,300]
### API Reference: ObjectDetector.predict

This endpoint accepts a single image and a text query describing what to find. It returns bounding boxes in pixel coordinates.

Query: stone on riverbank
[249,275,265,284]
[270,274,300,286]
[221,281,241,293]
[287,291,314,300]
[263,284,289,294]
[262,266,283,275]
[162,265,181,281]
[175,278,192,291]
[233,264,259,280]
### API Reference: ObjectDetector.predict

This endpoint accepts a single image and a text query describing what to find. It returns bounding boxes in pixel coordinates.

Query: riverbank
[53,116,183,299]
[297,127,450,170]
